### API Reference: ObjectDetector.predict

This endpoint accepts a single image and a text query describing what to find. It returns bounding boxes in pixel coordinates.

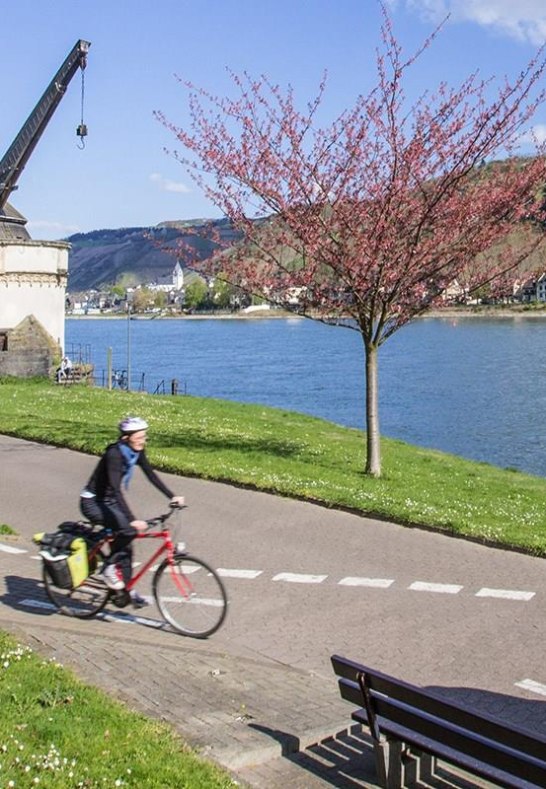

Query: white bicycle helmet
[119,416,149,434]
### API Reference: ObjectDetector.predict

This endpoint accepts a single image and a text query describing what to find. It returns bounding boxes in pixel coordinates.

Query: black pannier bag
[57,521,104,573]
[33,528,90,589]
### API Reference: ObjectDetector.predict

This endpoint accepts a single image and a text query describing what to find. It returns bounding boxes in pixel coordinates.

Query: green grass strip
[1,378,545,554]
[0,631,235,788]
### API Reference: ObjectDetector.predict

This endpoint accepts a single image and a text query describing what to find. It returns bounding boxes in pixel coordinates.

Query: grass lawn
[0,632,235,788]
[1,378,545,554]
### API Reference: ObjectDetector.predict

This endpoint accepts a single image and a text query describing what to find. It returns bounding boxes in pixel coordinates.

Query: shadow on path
[1,574,55,616]
[247,722,377,788]
[244,723,485,788]
[427,684,546,738]
[1,574,174,636]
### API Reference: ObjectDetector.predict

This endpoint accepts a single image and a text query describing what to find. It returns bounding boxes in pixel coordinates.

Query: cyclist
[79,416,184,606]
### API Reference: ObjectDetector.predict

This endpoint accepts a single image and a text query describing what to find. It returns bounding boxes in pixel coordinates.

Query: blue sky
[1,0,546,239]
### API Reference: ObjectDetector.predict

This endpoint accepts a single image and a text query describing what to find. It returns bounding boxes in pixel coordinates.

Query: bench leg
[400,749,436,787]
[373,736,403,788]
[400,747,419,787]
[416,751,436,783]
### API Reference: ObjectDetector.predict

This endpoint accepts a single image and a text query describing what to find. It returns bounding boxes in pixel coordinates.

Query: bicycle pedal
[130,593,150,610]
[111,590,131,608]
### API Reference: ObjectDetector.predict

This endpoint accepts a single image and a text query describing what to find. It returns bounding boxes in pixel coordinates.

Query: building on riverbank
[0,206,69,376]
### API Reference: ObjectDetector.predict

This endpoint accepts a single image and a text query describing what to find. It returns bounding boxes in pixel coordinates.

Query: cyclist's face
[126,429,147,451]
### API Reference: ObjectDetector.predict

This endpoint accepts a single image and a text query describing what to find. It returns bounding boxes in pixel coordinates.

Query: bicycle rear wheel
[153,554,228,637]
[42,558,110,619]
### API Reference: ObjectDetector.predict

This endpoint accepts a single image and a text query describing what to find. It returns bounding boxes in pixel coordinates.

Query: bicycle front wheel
[42,560,110,619]
[153,554,228,638]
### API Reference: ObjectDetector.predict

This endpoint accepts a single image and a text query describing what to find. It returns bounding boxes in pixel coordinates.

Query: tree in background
[131,287,155,313]
[157,5,546,477]
[184,279,208,311]
[153,290,168,310]
[110,284,126,299]
[210,278,236,309]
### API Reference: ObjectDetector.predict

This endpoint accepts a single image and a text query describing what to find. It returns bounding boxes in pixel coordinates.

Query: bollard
[107,347,112,390]
[171,378,179,396]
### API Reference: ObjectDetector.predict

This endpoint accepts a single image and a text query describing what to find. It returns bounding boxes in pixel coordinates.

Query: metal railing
[63,344,186,395]
[93,369,186,396]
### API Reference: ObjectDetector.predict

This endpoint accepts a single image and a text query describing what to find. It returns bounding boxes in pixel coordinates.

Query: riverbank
[67,308,290,320]
[67,304,546,320]
[426,305,546,319]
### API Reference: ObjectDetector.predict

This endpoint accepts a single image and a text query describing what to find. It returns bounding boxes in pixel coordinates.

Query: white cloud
[403,1,546,45]
[150,172,191,194]
[517,123,546,147]
[532,123,546,143]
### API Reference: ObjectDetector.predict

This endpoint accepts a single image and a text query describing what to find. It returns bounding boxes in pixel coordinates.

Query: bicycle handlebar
[145,503,186,531]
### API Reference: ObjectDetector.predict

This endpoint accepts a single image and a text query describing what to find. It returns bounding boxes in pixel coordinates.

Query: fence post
[107,347,112,390]
[171,378,179,396]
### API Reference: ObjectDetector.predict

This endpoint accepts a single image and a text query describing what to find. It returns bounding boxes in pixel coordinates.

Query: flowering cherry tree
[157,8,546,477]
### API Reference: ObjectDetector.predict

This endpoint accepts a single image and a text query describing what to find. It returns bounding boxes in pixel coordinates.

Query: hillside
[66,218,242,292]
[67,160,546,294]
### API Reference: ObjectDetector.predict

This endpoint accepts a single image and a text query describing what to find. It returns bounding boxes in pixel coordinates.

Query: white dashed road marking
[100,612,165,628]
[409,581,464,594]
[339,577,394,588]
[515,679,546,697]
[20,598,55,610]
[217,568,263,579]
[475,588,535,601]
[10,551,539,602]
[273,572,328,584]
[0,542,27,554]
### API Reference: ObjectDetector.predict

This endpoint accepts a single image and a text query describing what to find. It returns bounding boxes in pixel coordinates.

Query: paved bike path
[2,435,546,787]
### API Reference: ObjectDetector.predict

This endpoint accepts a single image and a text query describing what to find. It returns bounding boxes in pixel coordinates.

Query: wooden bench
[331,654,546,788]
[56,365,93,385]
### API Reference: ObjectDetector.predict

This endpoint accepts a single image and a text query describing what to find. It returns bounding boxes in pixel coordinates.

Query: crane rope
[76,65,87,149]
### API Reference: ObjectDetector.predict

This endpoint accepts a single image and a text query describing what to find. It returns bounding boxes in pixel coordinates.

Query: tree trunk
[364,340,381,477]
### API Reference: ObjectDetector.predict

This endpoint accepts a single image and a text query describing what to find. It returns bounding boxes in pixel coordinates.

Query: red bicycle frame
[127,527,194,599]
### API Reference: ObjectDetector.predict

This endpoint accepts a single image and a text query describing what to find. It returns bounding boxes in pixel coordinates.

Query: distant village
[66,263,257,316]
[67,262,546,316]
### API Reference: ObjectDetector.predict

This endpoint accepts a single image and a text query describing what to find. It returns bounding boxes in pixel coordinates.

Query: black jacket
[84,441,173,521]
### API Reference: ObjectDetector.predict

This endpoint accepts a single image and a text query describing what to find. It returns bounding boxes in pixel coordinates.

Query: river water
[66,315,546,478]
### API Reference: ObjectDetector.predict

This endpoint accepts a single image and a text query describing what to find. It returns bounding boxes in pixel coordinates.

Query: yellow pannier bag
[34,532,89,589]
[65,537,89,588]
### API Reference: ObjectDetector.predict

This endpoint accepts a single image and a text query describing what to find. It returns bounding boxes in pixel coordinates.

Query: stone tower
[0,204,69,375]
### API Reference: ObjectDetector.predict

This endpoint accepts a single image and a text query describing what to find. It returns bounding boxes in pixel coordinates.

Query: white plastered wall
[0,240,69,349]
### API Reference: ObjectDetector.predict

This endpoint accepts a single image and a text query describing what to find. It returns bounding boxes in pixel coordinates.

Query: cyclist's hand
[170,496,185,509]
[131,519,148,532]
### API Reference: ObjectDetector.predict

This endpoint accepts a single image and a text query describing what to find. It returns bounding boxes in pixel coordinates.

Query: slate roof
[0,202,30,241]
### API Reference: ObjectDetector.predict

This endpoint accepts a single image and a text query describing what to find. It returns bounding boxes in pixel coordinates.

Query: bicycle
[40,505,228,638]
[112,369,128,390]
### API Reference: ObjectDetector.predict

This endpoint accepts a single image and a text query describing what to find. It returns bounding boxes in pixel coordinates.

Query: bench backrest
[331,654,546,786]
